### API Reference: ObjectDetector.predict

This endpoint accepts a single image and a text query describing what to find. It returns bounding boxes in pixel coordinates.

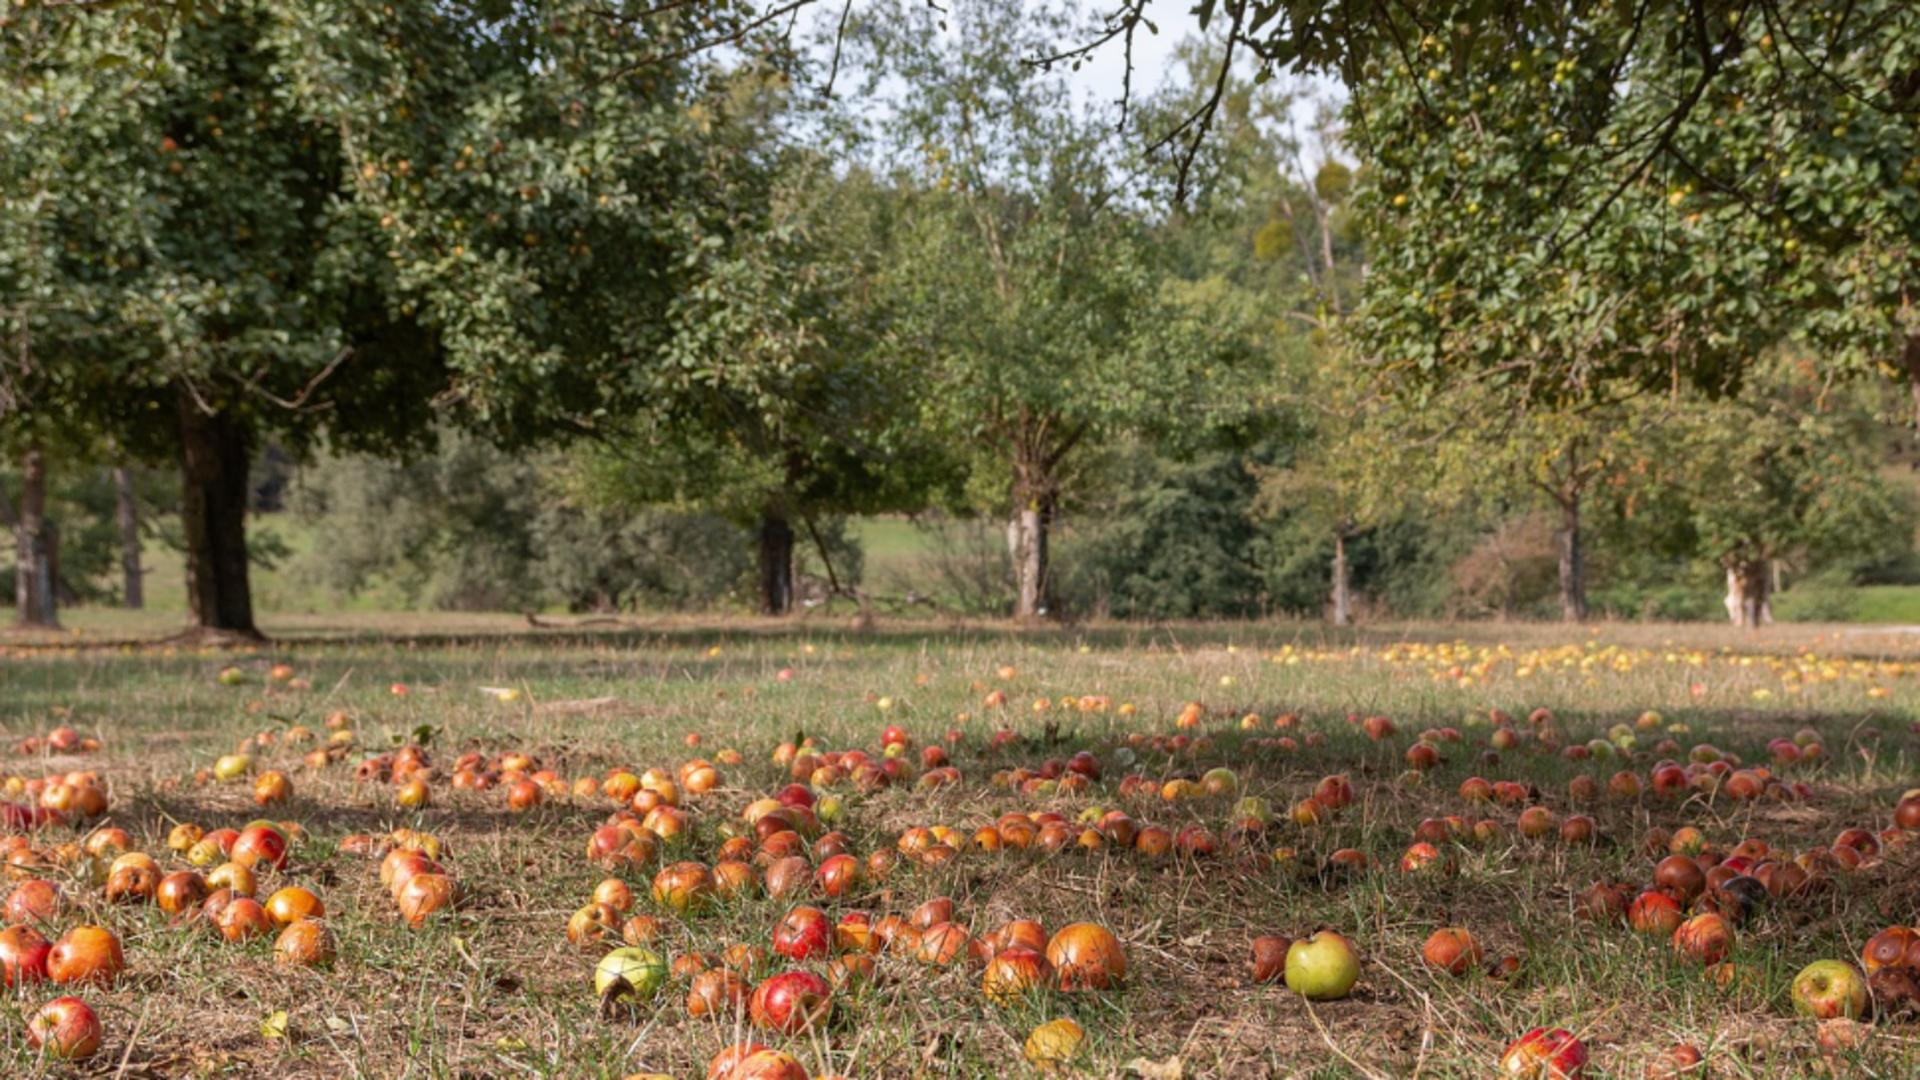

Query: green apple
[1284,930,1361,1000]
[1200,767,1238,795]
[594,947,666,1004]
[217,666,247,686]
[815,795,844,824]
[1232,796,1272,824]
[1791,960,1868,1019]
[213,754,253,781]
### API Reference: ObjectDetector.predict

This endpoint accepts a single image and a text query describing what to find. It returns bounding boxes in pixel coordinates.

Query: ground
[1,614,1918,1077]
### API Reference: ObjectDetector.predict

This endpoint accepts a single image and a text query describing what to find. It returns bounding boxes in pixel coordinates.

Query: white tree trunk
[1329,530,1352,626]
[1724,562,1772,628]
[1013,504,1045,619]
[114,466,143,609]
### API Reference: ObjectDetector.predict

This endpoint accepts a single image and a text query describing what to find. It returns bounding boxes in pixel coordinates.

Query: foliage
[289,437,755,612]
[1659,357,1916,573]
[0,463,172,605]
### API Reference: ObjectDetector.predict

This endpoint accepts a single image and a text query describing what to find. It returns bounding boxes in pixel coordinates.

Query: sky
[797,0,1348,170]
[1048,1,1348,163]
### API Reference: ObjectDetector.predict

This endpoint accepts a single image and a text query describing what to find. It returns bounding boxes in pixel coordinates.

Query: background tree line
[5,0,1918,631]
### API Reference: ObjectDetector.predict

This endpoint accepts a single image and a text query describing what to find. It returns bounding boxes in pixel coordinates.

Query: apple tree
[1657,360,1911,626]
[853,1,1255,618]
[568,149,950,615]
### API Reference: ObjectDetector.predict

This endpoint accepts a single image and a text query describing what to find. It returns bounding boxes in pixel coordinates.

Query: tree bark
[757,506,794,616]
[1724,559,1772,629]
[177,390,260,637]
[1329,528,1352,626]
[1556,496,1587,623]
[1012,495,1054,620]
[1904,333,1920,446]
[113,466,143,609]
[13,445,58,628]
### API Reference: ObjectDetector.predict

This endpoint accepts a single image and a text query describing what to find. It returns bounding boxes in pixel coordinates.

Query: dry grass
[0,615,1917,1077]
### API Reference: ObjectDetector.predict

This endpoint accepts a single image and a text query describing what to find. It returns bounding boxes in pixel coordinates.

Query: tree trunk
[1904,333,1920,446]
[757,507,794,616]
[13,445,58,628]
[113,466,143,609]
[1012,496,1054,620]
[1556,497,1587,623]
[1724,560,1772,629]
[1329,529,1352,626]
[177,390,260,637]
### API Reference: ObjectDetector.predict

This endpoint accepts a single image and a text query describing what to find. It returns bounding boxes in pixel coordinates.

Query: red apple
[1499,1027,1588,1078]
[46,926,123,986]
[771,905,831,961]
[0,925,52,985]
[230,824,289,871]
[1421,927,1484,976]
[747,969,831,1034]
[1248,935,1290,984]
[27,995,102,1060]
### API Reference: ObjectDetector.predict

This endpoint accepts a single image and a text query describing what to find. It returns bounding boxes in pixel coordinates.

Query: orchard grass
[1,614,1917,1077]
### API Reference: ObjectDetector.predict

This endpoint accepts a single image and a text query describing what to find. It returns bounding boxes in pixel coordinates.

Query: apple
[1499,1027,1588,1078]
[981,946,1050,1004]
[1284,930,1360,1000]
[1023,1018,1085,1071]
[274,918,335,967]
[1248,935,1290,984]
[596,946,667,1005]
[651,861,715,913]
[1045,922,1126,991]
[812,853,862,899]
[215,896,275,942]
[1791,959,1869,1019]
[723,1049,809,1080]
[1653,856,1705,902]
[230,824,289,871]
[566,903,618,946]
[1628,891,1684,935]
[27,995,102,1060]
[47,926,123,986]
[5,878,62,924]
[915,922,974,966]
[1671,913,1732,965]
[748,969,831,1033]
[155,871,209,917]
[1574,881,1630,924]
[253,770,292,806]
[0,925,52,985]
[396,873,457,927]
[1421,927,1483,976]
[771,905,832,961]
[687,967,751,1017]
[102,853,157,904]
[1861,926,1915,974]
[1643,1044,1704,1079]
[265,886,324,926]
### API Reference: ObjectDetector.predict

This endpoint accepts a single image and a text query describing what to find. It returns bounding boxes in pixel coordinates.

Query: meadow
[0,615,1917,1077]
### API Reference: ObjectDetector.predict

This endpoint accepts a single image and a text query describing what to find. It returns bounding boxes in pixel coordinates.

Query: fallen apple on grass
[27,995,102,1060]
[1791,959,1869,1020]
[595,947,667,1007]
[1285,930,1360,1000]
[1024,1017,1085,1072]
[1499,1026,1588,1078]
